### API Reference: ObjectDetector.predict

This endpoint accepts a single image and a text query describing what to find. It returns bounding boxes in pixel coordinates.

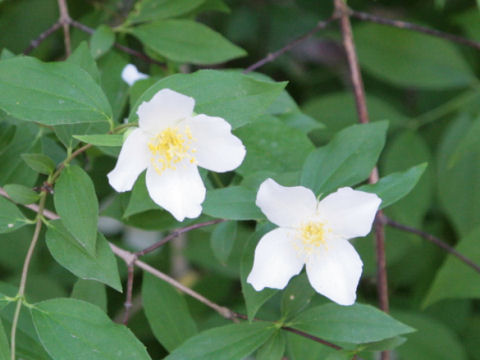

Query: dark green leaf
[0,122,15,155]
[73,134,123,147]
[90,25,115,59]
[3,184,39,205]
[126,0,205,24]
[290,303,414,344]
[165,322,275,360]
[0,57,112,125]
[301,122,388,195]
[286,331,335,360]
[360,336,406,351]
[0,197,28,233]
[210,220,237,263]
[31,298,151,360]
[358,163,427,209]
[0,319,10,360]
[21,153,55,175]
[256,331,285,360]
[71,279,107,312]
[281,273,315,320]
[54,165,99,256]
[203,186,264,220]
[46,221,122,292]
[129,70,286,129]
[130,19,245,65]
[142,273,197,351]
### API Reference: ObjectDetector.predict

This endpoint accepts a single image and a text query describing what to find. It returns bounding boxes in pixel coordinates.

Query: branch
[351,11,480,52]
[243,16,337,74]
[122,262,135,325]
[57,0,72,57]
[24,22,63,55]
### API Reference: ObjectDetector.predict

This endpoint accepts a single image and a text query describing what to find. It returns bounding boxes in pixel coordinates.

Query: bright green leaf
[0,197,28,233]
[3,184,39,205]
[142,273,197,351]
[73,134,123,147]
[0,57,112,125]
[54,165,99,256]
[69,42,100,83]
[126,0,205,24]
[31,298,151,360]
[301,122,388,195]
[210,221,237,263]
[21,153,55,175]
[71,279,107,312]
[90,25,115,59]
[165,322,275,360]
[281,273,315,320]
[256,331,285,360]
[286,331,335,360]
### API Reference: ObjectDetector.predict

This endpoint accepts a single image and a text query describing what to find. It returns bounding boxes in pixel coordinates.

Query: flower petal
[318,187,381,239]
[107,128,149,192]
[121,64,148,86]
[256,178,317,228]
[185,114,246,172]
[145,162,205,221]
[305,239,363,306]
[137,89,195,132]
[247,228,304,291]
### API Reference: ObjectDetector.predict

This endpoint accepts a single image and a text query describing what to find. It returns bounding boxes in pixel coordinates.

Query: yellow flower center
[147,126,196,174]
[300,221,326,248]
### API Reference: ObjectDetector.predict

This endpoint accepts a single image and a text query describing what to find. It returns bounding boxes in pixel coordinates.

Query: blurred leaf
[46,221,122,292]
[301,122,387,195]
[438,115,480,237]
[358,163,427,209]
[73,134,123,147]
[129,70,286,129]
[0,57,112,125]
[165,322,275,360]
[235,116,314,176]
[448,116,480,168]
[210,220,237,263]
[3,184,39,204]
[256,331,285,360]
[240,223,277,321]
[423,226,480,306]
[360,336,406,351]
[126,0,205,24]
[281,273,315,320]
[393,310,467,360]
[69,41,100,83]
[21,153,55,175]
[0,122,15,155]
[290,303,414,343]
[90,25,114,59]
[54,165,99,256]
[130,19,245,65]
[142,273,197,351]
[355,23,475,89]
[0,197,28,233]
[203,186,263,220]
[0,319,9,360]
[453,10,480,42]
[31,298,151,360]
[71,279,107,313]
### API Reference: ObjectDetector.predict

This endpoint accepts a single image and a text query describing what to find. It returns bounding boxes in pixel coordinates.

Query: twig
[383,216,480,274]
[243,17,338,74]
[57,0,72,57]
[352,11,480,52]
[24,22,63,55]
[282,326,342,350]
[134,219,225,257]
[122,262,135,325]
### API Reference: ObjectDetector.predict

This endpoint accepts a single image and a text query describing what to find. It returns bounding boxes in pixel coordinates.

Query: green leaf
[123,173,158,217]
[54,165,99,256]
[210,220,237,263]
[448,116,480,168]
[129,70,286,129]
[130,19,245,65]
[0,57,112,125]
[0,197,28,233]
[21,153,55,175]
[3,184,39,205]
[90,25,115,59]
[240,224,277,320]
[31,298,151,360]
[45,221,122,292]
[256,331,285,360]
[286,331,335,360]
[360,336,406,351]
[0,319,10,360]
[126,0,205,24]
[235,116,314,176]
[0,122,15,155]
[69,41,100,83]
[73,134,123,147]
[165,322,275,360]
[358,163,427,209]
[281,273,315,320]
[354,23,475,89]
[301,122,388,195]
[290,303,414,344]
[423,226,480,306]
[71,279,107,312]
[142,273,197,351]
[203,186,264,220]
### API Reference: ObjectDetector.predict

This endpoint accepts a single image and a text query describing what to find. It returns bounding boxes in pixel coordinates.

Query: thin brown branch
[24,22,63,55]
[57,0,72,57]
[122,262,135,325]
[134,219,225,257]
[383,216,480,274]
[352,11,480,52]
[243,16,338,74]
[282,326,342,350]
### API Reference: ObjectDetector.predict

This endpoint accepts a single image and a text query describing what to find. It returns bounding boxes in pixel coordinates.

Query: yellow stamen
[147,126,196,174]
[293,221,329,258]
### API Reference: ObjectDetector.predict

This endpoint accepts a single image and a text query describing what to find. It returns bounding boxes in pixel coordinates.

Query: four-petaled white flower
[108,89,246,221]
[247,178,381,306]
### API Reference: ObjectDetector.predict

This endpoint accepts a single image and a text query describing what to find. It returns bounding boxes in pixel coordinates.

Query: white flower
[121,64,148,86]
[247,178,381,306]
[107,89,246,221]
